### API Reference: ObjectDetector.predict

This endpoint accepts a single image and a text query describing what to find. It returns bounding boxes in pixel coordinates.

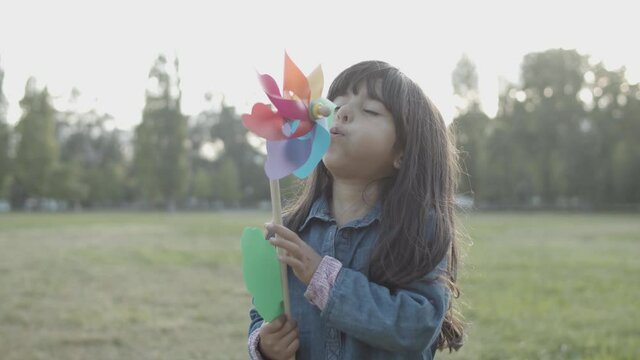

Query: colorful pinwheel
[241,53,335,179]
[239,54,335,330]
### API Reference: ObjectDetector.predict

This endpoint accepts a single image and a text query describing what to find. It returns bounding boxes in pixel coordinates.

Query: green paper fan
[241,227,284,322]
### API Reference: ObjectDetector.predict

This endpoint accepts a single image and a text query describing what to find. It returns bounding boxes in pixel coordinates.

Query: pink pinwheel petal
[265,94,310,125]
[259,73,282,98]
[241,103,288,141]
[259,74,311,126]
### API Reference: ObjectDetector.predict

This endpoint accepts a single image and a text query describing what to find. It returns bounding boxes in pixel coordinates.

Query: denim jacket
[248,194,449,359]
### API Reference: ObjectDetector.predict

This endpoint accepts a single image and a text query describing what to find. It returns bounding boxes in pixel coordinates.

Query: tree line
[0,54,272,211]
[452,49,640,210]
[0,49,638,211]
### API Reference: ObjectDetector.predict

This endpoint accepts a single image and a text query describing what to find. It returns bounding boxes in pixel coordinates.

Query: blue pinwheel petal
[293,115,332,179]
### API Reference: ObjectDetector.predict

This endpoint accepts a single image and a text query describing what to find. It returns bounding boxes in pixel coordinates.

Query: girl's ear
[393,153,403,170]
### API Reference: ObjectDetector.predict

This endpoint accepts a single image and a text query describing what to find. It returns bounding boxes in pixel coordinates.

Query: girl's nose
[335,105,350,123]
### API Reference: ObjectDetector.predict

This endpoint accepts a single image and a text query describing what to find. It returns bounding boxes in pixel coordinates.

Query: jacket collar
[297,192,382,232]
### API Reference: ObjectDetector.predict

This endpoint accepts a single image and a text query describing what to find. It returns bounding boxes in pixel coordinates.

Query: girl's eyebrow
[364,97,385,106]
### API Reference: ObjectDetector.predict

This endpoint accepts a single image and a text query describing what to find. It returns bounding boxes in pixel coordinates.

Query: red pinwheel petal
[284,52,310,103]
[241,103,288,141]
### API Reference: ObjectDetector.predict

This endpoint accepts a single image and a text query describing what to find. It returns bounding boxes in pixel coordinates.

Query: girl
[248,61,464,359]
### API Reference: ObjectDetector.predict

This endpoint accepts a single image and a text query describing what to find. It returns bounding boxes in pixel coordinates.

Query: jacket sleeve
[247,306,265,360]
[319,256,449,353]
[248,305,264,336]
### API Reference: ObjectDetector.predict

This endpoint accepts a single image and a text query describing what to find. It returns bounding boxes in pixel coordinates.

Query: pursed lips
[330,127,344,136]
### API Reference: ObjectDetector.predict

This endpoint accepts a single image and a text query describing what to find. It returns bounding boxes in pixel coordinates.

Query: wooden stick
[269,179,295,360]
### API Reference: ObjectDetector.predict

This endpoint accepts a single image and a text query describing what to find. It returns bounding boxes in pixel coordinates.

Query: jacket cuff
[248,328,264,360]
[304,255,342,310]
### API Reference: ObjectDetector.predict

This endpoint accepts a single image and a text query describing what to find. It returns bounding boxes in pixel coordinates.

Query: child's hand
[265,223,322,285]
[258,314,299,359]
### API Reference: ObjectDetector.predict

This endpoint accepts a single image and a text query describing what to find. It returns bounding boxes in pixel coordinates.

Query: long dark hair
[282,61,464,351]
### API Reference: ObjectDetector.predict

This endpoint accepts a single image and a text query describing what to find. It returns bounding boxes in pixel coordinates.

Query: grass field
[0,211,638,360]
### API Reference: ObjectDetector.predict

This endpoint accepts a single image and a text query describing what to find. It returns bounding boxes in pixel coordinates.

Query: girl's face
[322,82,401,181]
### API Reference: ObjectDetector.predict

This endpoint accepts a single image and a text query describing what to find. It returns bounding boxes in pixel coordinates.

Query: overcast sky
[1,0,637,130]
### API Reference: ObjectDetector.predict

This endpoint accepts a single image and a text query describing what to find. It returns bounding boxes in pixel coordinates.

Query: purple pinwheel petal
[265,129,315,180]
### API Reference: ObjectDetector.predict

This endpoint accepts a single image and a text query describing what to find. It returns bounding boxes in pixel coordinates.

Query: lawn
[0,211,638,360]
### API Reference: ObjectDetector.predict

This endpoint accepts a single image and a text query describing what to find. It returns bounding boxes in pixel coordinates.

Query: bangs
[327,61,406,116]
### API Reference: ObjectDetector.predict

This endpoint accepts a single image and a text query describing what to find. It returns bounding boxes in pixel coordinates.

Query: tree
[451,55,490,200]
[485,85,536,206]
[133,54,188,210]
[0,59,10,198]
[185,95,219,205]
[485,49,590,208]
[87,128,128,206]
[210,104,268,205]
[452,54,481,114]
[519,49,588,206]
[211,157,242,206]
[11,78,58,209]
[588,63,640,206]
[57,89,128,208]
[192,168,214,202]
[49,163,88,208]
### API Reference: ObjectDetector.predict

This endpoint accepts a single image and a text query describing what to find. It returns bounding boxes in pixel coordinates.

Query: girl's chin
[322,154,344,173]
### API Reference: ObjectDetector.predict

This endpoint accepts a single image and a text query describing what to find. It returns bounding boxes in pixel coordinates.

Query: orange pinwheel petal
[283,52,310,103]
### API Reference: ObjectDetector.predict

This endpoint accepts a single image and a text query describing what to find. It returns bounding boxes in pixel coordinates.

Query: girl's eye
[334,106,342,112]
[364,109,379,116]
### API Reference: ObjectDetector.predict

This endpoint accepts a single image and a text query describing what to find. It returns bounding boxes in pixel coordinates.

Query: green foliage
[186,105,218,203]
[57,108,128,207]
[452,49,640,209]
[452,54,481,114]
[211,105,268,204]
[2,48,639,210]
[192,167,213,200]
[133,55,189,209]
[211,157,242,206]
[11,79,58,208]
[452,111,490,197]
[0,123,9,199]
[49,162,88,206]
[0,64,10,199]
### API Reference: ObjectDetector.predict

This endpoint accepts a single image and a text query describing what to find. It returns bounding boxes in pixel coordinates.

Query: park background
[1,1,639,359]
